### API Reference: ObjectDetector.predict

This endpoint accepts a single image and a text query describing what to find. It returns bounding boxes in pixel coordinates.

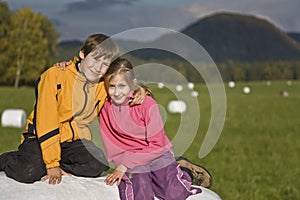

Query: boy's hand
[54,61,71,70]
[104,164,127,186]
[129,86,146,106]
[41,167,71,185]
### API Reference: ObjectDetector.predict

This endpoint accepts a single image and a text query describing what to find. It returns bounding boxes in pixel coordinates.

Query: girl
[100,58,203,200]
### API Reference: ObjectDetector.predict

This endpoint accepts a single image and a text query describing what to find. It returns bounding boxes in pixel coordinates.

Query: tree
[232,67,245,81]
[5,8,58,87]
[0,1,11,80]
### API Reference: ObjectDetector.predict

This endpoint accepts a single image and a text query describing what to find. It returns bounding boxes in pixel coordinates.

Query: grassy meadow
[0,81,299,199]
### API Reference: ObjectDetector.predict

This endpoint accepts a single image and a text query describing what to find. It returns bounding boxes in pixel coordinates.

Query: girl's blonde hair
[104,58,136,92]
[104,58,153,97]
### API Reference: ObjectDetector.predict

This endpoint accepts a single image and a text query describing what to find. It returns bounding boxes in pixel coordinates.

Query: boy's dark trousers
[0,134,109,183]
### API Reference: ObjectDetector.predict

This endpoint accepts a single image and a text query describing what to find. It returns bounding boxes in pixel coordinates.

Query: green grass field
[0,81,299,199]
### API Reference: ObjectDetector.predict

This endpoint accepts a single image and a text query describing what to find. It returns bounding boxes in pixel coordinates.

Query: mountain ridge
[180,12,300,62]
[57,12,300,62]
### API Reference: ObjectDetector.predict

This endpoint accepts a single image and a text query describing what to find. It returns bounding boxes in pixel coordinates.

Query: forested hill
[57,12,300,63]
[180,12,300,62]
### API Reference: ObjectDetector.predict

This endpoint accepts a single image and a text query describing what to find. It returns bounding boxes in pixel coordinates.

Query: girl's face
[108,74,132,105]
[80,53,110,83]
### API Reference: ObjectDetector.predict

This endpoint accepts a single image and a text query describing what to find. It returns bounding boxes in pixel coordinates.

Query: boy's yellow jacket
[22,58,107,169]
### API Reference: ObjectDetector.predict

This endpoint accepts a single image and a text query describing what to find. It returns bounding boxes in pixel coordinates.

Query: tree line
[125,56,300,83]
[0,1,58,87]
[217,60,300,82]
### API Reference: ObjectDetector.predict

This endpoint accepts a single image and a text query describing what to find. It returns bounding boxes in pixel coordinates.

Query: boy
[0,34,143,185]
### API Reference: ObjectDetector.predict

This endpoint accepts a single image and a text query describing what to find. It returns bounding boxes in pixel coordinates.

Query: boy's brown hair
[81,33,119,61]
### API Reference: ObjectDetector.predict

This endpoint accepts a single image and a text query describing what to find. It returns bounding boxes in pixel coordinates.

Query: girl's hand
[54,61,71,70]
[104,164,127,186]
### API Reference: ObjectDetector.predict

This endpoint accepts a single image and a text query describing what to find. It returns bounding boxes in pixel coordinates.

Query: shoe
[176,156,213,188]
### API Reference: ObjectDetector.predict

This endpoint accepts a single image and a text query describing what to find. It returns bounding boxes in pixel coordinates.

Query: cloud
[65,0,138,12]
[7,0,300,41]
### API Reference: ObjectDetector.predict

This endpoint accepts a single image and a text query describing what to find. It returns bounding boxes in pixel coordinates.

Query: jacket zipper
[83,100,101,120]
[69,117,75,141]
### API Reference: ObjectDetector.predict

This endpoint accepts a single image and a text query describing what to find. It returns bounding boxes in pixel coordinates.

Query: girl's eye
[118,84,126,89]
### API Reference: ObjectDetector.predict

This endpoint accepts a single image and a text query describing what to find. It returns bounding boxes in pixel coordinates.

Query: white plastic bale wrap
[1,109,27,128]
[228,81,235,88]
[187,82,195,90]
[191,91,199,97]
[157,82,164,89]
[242,86,251,94]
[167,100,187,113]
[0,172,222,200]
[175,85,183,92]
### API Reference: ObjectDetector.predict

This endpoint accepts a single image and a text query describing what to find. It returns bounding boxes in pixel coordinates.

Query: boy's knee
[6,161,46,183]
[88,161,109,176]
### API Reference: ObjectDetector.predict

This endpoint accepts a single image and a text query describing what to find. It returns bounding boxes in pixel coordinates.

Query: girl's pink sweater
[99,96,172,169]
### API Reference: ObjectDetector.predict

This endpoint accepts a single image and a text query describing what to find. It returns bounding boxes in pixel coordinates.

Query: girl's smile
[108,74,132,105]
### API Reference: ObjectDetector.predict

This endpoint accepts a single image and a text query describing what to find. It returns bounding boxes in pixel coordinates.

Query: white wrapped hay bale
[280,90,289,97]
[167,100,187,113]
[242,86,251,94]
[187,82,195,90]
[191,91,199,97]
[157,82,164,89]
[1,109,27,128]
[175,85,183,92]
[0,172,222,200]
[228,81,235,88]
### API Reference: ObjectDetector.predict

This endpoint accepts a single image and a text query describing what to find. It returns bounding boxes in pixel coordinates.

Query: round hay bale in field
[187,82,195,90]
[175,85,183,92]
[242,86,251,94]
[167,100,187,113]
[157,82,164,89]
[1,109,27,128]
[228,81,235,88]
[0,172,222,200]
[191,91,199,97]
[280,90,289,97]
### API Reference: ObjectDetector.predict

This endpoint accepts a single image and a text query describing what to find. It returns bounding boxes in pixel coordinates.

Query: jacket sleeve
[35,68,61,169]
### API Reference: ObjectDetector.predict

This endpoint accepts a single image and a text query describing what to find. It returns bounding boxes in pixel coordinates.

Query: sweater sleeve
[35,68,61,169]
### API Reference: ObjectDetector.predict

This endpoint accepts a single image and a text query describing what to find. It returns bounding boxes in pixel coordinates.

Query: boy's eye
[101,63,109,69]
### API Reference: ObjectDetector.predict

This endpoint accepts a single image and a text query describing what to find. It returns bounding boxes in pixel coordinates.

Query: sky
[5,0,300,42]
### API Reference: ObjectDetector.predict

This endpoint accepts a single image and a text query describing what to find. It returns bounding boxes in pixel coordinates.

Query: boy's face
[80,54,111,83]
[108,74,132,105]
